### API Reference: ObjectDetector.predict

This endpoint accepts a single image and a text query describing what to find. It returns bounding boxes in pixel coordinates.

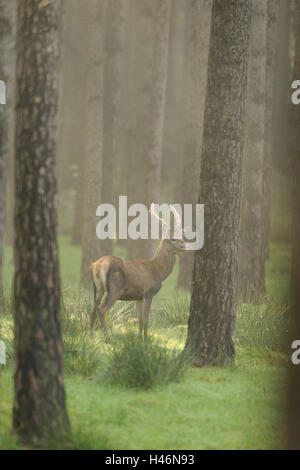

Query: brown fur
[90,238,187,342]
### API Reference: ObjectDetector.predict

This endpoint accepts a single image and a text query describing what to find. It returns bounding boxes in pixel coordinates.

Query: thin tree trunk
[177,0,212,291]
[273,0,291,176]
[57,0,86,241]
[100,0,125,257]
[69,0,89,246]
[126,0,155,260]
[71,150,85,245]
[143,0,171,259]
[80,0,104,288]
[184,0,251,366]
[57,0,85,196]
[263,0,280,261]
[238,0,268,300]
[0,0,16,307]
[162,0,186,199]
[13,0,70,445]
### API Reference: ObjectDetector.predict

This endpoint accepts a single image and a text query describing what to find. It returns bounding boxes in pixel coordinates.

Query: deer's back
[91,255,161,300]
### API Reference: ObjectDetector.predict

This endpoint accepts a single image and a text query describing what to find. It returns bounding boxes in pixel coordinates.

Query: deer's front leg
[142,295,153,341]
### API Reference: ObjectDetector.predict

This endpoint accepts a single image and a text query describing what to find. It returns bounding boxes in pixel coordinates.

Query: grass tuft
[235,299,290,352]
[102,332,187,389]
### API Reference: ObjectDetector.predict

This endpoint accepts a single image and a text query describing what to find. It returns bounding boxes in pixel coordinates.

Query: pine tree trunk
[162,0,186,199]
[287,0,300,450]
[80,0,104,287]
[0,0,16,307]
[126,0,155,260]
[13,0,70,445]
[57,0,86,241]
[177,0,212,291]
[143,0,171,259]
[184,0,251,366]
[272,1,291,176]
[238,0,267,300]
[263,0,280,260]
[71,150,85,245]
[69,0,89,247]
[100,0,125,257]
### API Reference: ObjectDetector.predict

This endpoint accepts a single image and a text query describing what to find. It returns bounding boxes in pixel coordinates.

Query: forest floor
[0,238,290,449]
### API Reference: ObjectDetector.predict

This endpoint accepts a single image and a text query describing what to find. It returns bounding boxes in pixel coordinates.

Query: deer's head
[150,203,192,253]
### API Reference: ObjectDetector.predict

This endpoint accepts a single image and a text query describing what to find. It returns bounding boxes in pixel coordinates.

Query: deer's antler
[149,203,170,227]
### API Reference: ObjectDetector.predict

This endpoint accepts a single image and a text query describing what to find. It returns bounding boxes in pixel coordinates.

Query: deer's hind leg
[98,271,126,343]
[142,294,153,341]
[90,283,104,336]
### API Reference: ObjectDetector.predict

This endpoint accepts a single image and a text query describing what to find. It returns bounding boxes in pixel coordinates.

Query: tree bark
[0,0,16,307]
[177,0,212,291]
[13,0,70,445]
[80,0,104,287]
[184,0,251,366]
[238,0,268,300]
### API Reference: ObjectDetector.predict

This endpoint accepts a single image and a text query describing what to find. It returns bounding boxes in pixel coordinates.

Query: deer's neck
[152,241,176,282]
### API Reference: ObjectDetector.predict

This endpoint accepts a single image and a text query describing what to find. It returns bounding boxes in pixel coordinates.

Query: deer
[90,203,191,342]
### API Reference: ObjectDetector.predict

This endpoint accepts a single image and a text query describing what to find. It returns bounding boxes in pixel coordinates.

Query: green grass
[101,332,187,389]
[0,348,286,450]
[0,238,291,449]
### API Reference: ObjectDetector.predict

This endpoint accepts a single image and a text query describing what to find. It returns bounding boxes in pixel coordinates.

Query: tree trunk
[57,0,86,241]
[13,0,70,445]
[80,0,104,288]
[184,0,251,366]
[100,0,125,257]
[0,0,16,307]
[161,0,185,201]
[57,0,86,196]
[272,0,291,176]
[126,0,155,260]
[68,0,89,246]
[71,150,85,245]
[287,0,300,450]
[263,0,280,260]
[238,0,267,300]
[143,0,171,259]
[177,0,212,291]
